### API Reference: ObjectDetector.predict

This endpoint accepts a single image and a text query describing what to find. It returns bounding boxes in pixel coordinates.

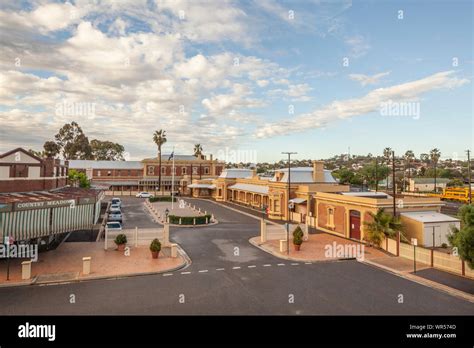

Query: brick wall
[0,178,67,193]
[318,202,346,236]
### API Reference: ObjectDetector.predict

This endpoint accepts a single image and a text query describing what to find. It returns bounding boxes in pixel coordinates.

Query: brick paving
[0,241,185,284]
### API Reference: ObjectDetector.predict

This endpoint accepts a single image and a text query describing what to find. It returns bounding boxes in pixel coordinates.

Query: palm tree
[430,148,441,193]
[404,150,415,191]
[383,147,392,189]
[153,130,167,192]
[194,144,203,158]
[364,208,403,247]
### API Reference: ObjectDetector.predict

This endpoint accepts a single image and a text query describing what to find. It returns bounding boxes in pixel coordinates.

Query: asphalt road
[0,198,472,315]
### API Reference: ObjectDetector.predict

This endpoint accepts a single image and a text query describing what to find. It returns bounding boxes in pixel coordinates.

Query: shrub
[293,226,304,245]
[441,243,448,248]
[149,196,177,203]
[114,234,127,245]
[169,214,211,225]
[150,239,162,252]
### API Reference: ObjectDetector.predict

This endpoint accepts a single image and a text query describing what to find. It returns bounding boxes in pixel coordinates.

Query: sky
[0,0,472,163]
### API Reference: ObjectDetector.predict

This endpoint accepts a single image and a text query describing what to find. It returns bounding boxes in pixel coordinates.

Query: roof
[401,211,460,223]
[341,192,393,199]
[228,183,269,194]
[289,198,307,204]
[219,169,253,179]
[95,181,140,186]
[270,167,337,183]
[143,155,202,161]
[0,147,43,162]
[187,183,216,189]
[69,160,143,170]
[412,178,451,184]
[0,187,102,205]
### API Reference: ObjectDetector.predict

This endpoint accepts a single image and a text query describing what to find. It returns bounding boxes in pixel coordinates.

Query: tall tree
[194,144,203,157]
[404,150,415,191]
[152,130,167,191]
[28,149,44,158]
[430,148,441,192]
[43,141,60,158]
[448,204,474,269]
[90,140,125,160]
[383,147,392,189]
[54,122,92,160]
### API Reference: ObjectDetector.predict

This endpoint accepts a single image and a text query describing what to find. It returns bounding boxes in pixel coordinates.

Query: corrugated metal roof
[143,155,201,161]
[401,211,460,223]
[412,178,450,184]
[69,160,143,169]
[228,183,269,194]
[219,169,253,179]
[188,184,216,189]
[270,167,337,183]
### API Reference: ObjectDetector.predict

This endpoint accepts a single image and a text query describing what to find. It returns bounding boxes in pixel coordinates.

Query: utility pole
[392,151,396,217]
[375,157,378,192]
[282,152,297,255]
[467,150,472,204]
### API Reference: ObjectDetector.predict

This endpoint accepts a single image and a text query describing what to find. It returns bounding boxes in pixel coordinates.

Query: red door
[349,211,361,240]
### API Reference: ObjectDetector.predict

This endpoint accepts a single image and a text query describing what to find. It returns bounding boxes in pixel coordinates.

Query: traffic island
[0,241,188,287]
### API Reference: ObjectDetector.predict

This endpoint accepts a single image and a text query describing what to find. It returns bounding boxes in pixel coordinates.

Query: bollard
[206,217,209,224]
[179,218,182,225]
[171,243,178,258]
[193,218,196,225]
[260,218,267,243]
[163,223,170,246]
[82,257,91,275]
[21,261,32,280]
[211,214,215,222]
[205,211,207,215]
[279,240,287,253]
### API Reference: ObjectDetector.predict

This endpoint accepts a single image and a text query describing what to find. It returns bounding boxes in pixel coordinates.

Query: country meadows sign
[11,197,97,211]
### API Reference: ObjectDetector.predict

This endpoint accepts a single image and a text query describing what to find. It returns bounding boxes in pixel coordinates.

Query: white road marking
[291,263,299,266]
[232,266,241,269]
[216,268,225,271]
[162,273,173,276]
[198,270,208,273]
[181,271,191,275]
[277,263,285,266]
[263,264,272,267]
[247,265,256,268]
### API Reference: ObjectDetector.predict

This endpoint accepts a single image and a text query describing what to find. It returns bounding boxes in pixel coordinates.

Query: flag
[168,151,174,161]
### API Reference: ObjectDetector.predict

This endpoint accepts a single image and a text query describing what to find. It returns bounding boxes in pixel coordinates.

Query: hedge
[149,196,177,202]
[169,214,212,225]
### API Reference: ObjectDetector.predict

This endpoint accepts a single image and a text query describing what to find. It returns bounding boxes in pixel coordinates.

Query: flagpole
[171,146,175,210]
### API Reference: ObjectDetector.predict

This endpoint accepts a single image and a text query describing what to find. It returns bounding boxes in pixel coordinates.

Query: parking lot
[105,196,158,229]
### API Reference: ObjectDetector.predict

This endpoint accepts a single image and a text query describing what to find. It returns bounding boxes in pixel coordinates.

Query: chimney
[312,160,325,182]
[210,154,213,161]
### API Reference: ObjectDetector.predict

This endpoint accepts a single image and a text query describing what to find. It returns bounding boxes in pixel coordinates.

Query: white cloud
[256,71,469,138]
[349,71,391,86]
[345,35,371,58]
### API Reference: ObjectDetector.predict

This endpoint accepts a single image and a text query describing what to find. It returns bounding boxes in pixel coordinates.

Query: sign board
[14,199,78,211]
[411,238,418,246]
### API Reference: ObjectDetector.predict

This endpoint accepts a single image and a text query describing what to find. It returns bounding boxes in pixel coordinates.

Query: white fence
[105,227,163,249]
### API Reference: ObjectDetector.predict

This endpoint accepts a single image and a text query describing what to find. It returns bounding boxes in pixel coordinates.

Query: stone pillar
[82,257,91,275]
[304,222,309,241]
[260,218,267,243]
[279,240,287,253]
[171,243,178,258]
[163,223,170,247]
[21,261,32,280]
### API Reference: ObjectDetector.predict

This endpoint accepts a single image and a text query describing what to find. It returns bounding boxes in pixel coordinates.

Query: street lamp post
[282,152,297,255]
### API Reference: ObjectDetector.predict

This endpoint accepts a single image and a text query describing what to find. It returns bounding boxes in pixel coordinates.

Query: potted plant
[114,234,127,251]
[150,238,162,259]
[293,226,304,251]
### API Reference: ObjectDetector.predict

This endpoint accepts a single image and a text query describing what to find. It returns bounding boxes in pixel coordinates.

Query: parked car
[106,221,122,230]
[109,204,121,213]
[136,192,153,198]
[111,197,122,207]
[108,212,123,223]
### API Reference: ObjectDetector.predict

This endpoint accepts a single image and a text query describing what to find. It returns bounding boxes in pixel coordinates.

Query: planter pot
[117,243,126,252]
[151,251,160,259]
[294,244,301,251]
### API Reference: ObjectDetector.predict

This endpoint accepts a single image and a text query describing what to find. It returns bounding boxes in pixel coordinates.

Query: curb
[361,259,474,303]
[143,202,219,228]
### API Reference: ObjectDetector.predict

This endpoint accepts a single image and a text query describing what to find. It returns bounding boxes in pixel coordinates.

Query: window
[107,171,112,176]
[204,167,210,174]
[192,167,198,175]
[173,167,177,174]
[97,170,101,177]
[182,167,187,175]
[327,208,335,228]
[161,166,166,174]
[117,170,121,176]
[128,170,131,176]
[148,166,155,175]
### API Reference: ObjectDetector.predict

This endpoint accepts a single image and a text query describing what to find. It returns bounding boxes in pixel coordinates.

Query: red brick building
[0,148,68,193]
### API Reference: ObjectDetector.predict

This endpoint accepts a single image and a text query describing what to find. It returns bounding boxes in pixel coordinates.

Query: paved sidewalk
[0,241,186,287]
[250,232,389,262]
